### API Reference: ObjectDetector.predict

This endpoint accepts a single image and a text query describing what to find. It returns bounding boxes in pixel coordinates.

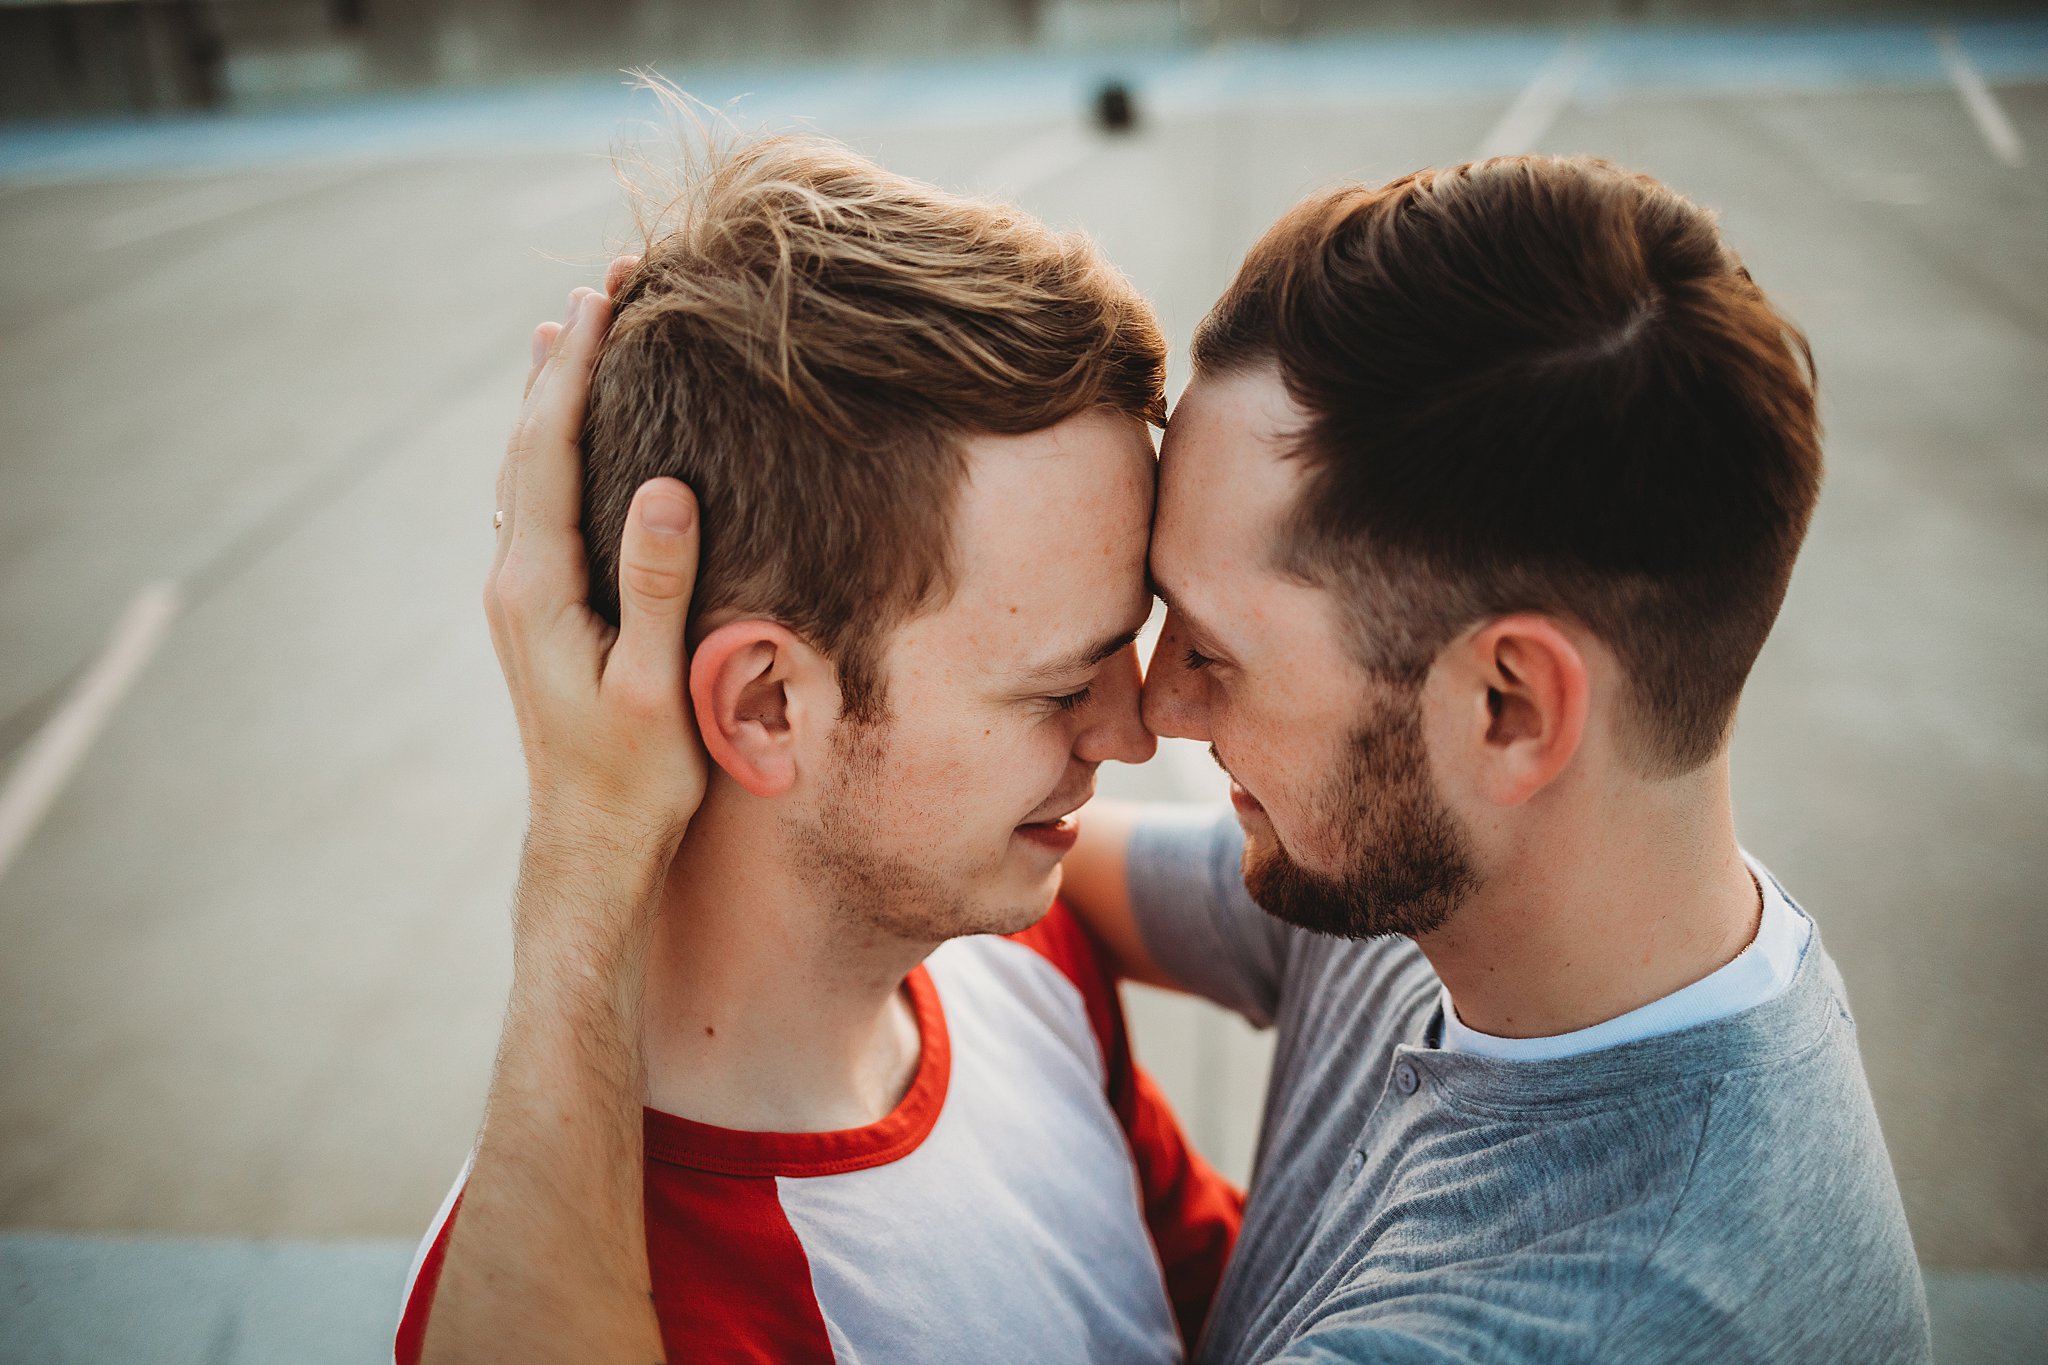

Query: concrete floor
[16,1236,2048,1365]
[0,19,2043,1358]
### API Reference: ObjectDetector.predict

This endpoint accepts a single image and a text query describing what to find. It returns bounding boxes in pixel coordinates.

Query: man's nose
[1074,642,1156,766]
[1140,611,1210,743]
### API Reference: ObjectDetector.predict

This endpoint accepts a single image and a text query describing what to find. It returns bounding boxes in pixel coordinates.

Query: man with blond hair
[401,133,1238,1364]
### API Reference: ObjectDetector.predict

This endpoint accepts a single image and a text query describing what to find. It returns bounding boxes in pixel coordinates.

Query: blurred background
[1,2,2044,1362]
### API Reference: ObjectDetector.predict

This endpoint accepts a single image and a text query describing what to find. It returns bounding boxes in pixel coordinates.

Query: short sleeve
[1125,804,1298,1028]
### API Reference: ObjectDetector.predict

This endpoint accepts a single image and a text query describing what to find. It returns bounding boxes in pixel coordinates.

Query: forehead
[1153,364,1308,603]
[897,410,1156,680]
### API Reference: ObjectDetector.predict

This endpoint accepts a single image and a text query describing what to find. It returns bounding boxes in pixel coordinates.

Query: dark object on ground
[1096,81,1136,133]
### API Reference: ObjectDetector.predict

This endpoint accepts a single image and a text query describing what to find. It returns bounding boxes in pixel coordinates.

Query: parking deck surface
[1,20,2043,1361]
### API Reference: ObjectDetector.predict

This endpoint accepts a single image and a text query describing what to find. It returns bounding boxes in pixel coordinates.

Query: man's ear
[1443,614,1590,808]
[689,620,827,799]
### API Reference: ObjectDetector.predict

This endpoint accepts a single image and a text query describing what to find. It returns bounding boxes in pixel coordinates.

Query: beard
[794,717,1045,945]
[1241,685,1478,941]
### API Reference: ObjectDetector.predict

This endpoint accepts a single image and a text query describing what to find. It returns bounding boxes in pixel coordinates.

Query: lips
[1015,787,1091,855]
[1015,813,1080,854]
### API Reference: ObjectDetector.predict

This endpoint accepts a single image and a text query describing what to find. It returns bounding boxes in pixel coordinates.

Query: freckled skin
[794,410,1160,942]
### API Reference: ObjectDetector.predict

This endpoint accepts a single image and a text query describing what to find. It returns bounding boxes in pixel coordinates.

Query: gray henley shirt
[1127,807,1930,1364]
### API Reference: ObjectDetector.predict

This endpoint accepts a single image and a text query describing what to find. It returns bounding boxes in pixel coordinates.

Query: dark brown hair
[583,119,1165,721]
[1194,155,1822,775]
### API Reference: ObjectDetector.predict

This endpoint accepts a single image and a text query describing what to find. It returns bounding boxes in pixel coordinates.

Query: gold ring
[493,510,505,530]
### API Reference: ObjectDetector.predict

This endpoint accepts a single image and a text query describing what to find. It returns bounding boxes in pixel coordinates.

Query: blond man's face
[792,410,1159,942]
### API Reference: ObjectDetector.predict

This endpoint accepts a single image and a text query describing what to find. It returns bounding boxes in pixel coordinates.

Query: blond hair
[583,105,1164,721]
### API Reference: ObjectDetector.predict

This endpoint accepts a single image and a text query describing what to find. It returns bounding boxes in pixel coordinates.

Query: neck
[639,784,930,1132]
[1418,757,1759,1040]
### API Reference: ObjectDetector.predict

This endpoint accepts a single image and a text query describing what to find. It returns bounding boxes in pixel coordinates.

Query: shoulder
[924,901,1126,1085]
[1633,1061,1924,1335]
[1661,942,1911,1229]
[1593,959,1928,1362]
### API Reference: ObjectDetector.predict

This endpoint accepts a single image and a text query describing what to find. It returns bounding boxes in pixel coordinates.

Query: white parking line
[0,582,182,884]
[1473,40,1590,161]
[1936,29,2028,168]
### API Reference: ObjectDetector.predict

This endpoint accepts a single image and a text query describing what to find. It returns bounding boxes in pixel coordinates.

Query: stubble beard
[795,718,1045,945]
[1241,685,1479,941]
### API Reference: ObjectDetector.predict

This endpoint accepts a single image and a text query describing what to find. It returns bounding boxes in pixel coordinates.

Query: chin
[981,876,1061,937]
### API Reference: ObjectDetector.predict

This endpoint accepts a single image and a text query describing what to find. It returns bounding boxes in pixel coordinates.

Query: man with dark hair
[1062,156,1927,1361]
[462,152,1926,1363]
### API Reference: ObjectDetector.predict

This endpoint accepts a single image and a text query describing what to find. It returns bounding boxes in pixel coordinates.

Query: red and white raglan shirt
[395,902,1243,1363]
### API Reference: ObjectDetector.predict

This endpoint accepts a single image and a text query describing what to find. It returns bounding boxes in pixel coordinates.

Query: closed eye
[1183,648,1214,671]
[1048,686,1093,713]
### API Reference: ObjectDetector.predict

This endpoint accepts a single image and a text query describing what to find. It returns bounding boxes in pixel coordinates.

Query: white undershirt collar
[1437,853,1814,1063]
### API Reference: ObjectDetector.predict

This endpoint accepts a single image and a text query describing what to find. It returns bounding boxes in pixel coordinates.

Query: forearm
[425,272,697,1360]
[420,831,672,1365]
[1064,799,1182,990]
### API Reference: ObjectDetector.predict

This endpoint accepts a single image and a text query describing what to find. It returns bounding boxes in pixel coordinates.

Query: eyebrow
[1017,623,1144,686]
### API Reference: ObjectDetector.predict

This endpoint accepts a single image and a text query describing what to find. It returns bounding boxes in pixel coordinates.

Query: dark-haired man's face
[1240,687,1473,940]
[1143,364,1478,940]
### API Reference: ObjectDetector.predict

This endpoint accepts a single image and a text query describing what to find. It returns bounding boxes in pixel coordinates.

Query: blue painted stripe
[3,19,2044,184]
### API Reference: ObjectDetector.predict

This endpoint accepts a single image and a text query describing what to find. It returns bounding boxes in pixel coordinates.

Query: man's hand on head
[484,255,709,887]
[417,257,681,1365]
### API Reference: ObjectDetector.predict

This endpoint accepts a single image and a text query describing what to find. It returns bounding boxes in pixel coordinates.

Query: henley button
[1394,1060,1420,1095]
[1345,1150,1364,1179]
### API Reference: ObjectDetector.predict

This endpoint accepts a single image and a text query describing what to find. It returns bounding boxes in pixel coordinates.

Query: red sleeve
[641,1161,836,1364]
[1008,900,1246,1350]
[392,1163,834,1365]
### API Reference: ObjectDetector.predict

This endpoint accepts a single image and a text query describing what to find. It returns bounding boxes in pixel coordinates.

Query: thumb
[609,478,700,698]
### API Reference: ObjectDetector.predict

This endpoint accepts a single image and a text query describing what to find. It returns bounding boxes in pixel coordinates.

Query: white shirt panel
[773,934,1180,1365]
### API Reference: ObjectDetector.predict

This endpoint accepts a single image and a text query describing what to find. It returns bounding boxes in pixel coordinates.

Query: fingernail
[642,495,692,536]
[564,289,585,329]
[531,328,548,369]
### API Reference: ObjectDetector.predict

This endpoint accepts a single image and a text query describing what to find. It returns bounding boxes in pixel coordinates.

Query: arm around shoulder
[1062,799,1184,991]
